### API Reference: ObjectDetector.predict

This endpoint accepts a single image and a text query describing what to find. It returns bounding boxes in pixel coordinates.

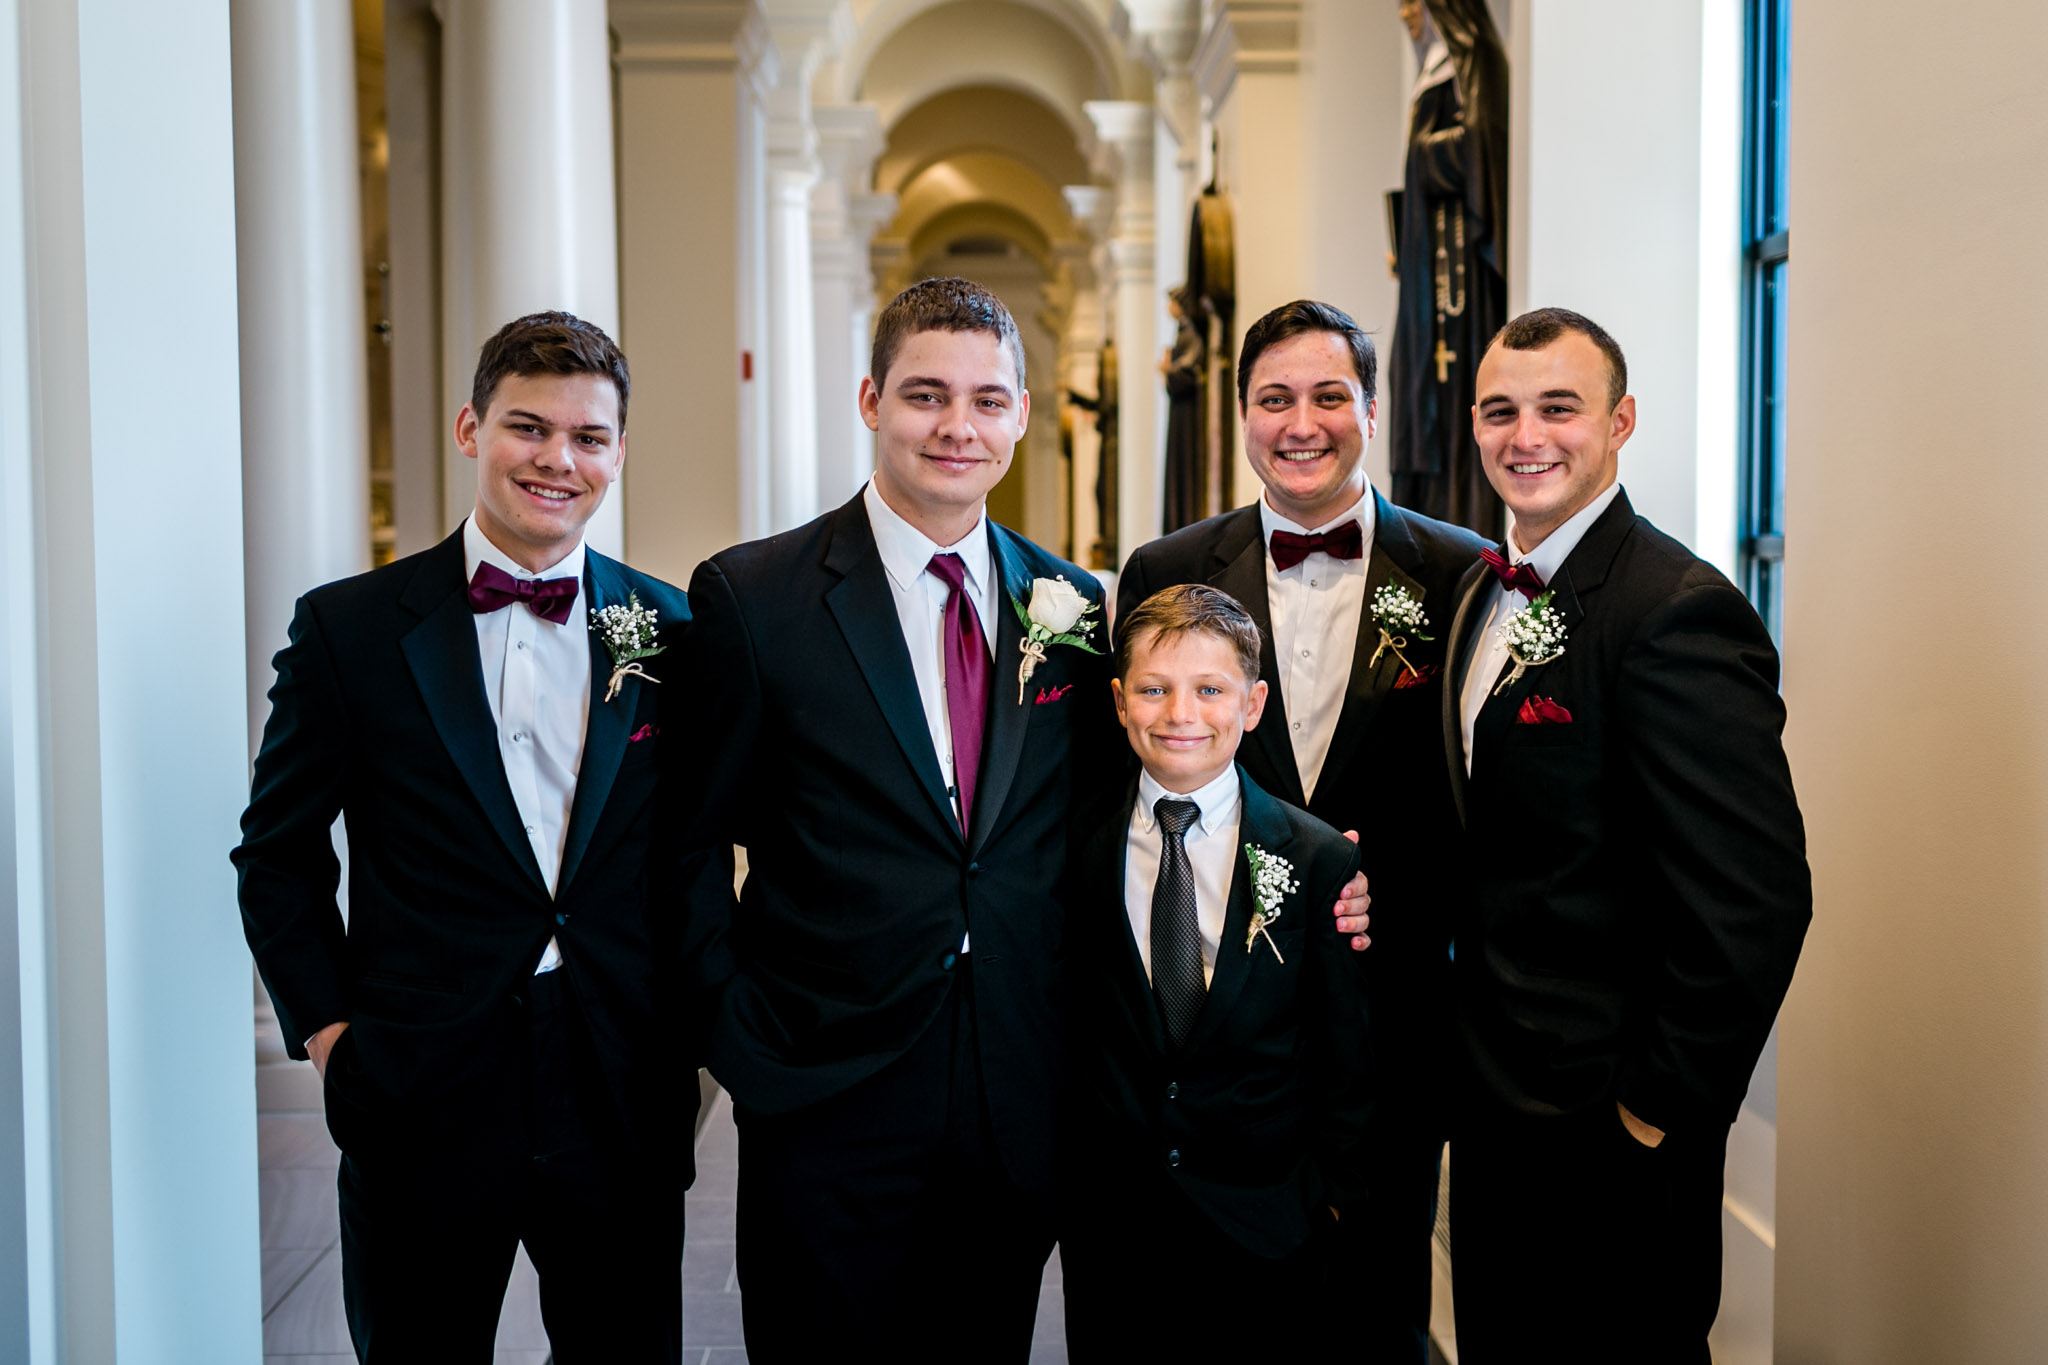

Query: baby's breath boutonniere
[589,592,665,703]
[1369,584,1433,680]
[1009,575,1106,703]
[1493,589,1566,696]
[1243,843,1299,963]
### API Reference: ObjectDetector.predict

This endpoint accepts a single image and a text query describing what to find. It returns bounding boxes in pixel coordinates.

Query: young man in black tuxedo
[1062,584,1369,1362]
[1118,299,1486,1361]
[1442,308,1810,1360]
[235,313,711,1361]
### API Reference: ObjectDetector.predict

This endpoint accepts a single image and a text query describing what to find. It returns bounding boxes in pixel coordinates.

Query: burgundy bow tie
[1269,520,1363,572]
[1478,546,1545,600]
[467,562,580,625]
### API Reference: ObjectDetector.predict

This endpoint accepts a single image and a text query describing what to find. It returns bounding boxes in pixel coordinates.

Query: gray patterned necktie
[1150,798,1206,1048]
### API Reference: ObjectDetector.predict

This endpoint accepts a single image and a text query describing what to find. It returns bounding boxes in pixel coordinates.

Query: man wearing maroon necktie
[1441,308,1810,1360]
[1116,298,1488,1361]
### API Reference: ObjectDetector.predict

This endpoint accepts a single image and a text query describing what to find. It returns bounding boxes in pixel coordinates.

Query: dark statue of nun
[1388,0,1509,537]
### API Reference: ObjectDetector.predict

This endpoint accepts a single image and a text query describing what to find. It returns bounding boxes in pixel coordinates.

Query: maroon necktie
[467,562,580,624]
[1269,520,1364,572]
[927,554,990,833]
[1478,546,1545,601]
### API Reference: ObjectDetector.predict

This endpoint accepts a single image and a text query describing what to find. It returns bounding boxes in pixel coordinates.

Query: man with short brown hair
[236,311,710,1361]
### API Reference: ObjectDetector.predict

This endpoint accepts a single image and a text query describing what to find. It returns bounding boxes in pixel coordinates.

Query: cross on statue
[1434,337,1457,384]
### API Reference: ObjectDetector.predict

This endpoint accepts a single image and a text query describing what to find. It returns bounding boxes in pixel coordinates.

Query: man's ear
[1014,387,1030,435]
[1608,394,1637,454]
[858,376,881,433]
[1243,677,1269,731]
[454,402,481,460]
[1110,677,1128,727]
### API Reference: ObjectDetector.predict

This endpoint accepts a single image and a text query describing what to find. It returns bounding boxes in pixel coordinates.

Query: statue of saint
[1388,0,1509,536]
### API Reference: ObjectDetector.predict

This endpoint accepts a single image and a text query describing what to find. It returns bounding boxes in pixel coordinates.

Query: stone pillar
[1062,186,1114,572]
[613,0,771,583]
[758,0,849,532]
[1195,1,1305,504]
[230,0,372,759]
[1087,99,1161,562]
[810,102,886,508]
[439,0,622,555]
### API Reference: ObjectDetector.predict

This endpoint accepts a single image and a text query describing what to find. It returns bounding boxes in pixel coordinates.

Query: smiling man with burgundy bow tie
[1442,308,1810,1361]
[1116,299,1488,1362]
[235,312,710,1361]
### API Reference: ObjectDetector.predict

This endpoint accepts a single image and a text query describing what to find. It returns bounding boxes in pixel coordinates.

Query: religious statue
[1067,339,1119,571]
[1388,0,1509,536]
[1160,285,1206,534]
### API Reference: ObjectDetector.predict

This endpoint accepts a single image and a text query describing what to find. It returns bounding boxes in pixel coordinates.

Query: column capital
[849,190,899,240]
[1194,1,1300,108]
[1084,98,1155,151]
[813,102,885,188]
[1063,185,1116,244]
[610,0,768,71]
[1114,0,1200,71]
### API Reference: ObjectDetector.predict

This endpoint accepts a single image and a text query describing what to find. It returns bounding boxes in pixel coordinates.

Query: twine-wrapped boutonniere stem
[1368,584,1434,681]
[1494,588,1566,697]
[1010,575,1106,703]
[1243,843,1300,963]
[590,592,666,704]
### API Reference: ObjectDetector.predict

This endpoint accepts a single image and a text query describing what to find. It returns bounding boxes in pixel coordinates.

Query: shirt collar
[463,514,586,601]
[1508,481,1622,586]
[1258,487,1376,552]
[1135,763,1243,839]
[863,478,992,599]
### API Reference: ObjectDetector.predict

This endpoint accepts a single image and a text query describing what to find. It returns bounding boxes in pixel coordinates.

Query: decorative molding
[1193,0,1300,109]
[610,0,768,69]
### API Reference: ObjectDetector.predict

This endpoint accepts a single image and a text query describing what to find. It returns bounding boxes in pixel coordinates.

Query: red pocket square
[1392,664,1439,690]
[628,723,658,742]
[1034,684,1074,705]
[1516,696,1572,725]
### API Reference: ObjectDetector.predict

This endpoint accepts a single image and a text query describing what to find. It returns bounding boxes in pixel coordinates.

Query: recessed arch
[834,0,1128,109]
[850,0,1121,140]
[875,85,1092,199]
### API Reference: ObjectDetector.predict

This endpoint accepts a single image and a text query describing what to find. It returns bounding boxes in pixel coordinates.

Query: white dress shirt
[864,479,997,952]
[1457,482,1623,772]
[1261,490,1375,801]
[1123,765,1243,988]
[465,515,592,974]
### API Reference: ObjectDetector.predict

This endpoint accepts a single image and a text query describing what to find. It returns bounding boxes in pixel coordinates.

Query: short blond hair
[1116,584,1263,684]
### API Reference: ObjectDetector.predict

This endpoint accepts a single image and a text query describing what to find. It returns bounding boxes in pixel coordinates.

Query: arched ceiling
[891,150,1074,261]
[874,86,1091,199]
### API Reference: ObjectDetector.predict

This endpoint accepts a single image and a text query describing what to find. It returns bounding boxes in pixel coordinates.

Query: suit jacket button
[1166,1082,1179,1100]
[510,994,525,1009]
[1167,1148,1181,1168]
[554,912,568,926]
[967,862,981,877]
[941,952,958,972]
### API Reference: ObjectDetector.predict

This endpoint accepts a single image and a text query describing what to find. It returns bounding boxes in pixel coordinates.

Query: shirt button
[1310,579,1319,587]
[1292,722,1302,731]
[511,732,525,743]
[516,640,528,651]
[1301,649,1311,658]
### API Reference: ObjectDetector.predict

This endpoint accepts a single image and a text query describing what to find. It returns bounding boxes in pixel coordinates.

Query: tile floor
[257,1040,1069,1364]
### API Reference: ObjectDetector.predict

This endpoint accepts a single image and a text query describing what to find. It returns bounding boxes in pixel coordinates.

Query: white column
[439,0,622,555]
[759,0,849,532]
[230,0,371,759]
[1087,100,1161,562]
[613,0,771,583]
[6,0,259,1356]
[1513,0,1740,570]
[810,102,885,509]
[1062,186,1113,572]
[1194,1,1307,505]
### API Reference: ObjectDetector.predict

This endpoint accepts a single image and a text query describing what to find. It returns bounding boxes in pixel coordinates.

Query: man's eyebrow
[893,374,951,391]
[1541,388,1584,402]
[499,407,614,433]
[973,382,1015,398]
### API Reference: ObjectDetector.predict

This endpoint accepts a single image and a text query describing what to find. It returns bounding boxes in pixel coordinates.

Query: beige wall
[1772,2,2048,1359]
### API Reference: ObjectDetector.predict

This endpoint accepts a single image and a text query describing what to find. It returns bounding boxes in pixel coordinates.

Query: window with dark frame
[1740,0,1791,640]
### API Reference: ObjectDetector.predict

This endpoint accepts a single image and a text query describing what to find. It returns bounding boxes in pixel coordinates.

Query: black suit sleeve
[1113,543,1159,642]
[1613,579,1811,1134]
[233,596,353,1060]
[1302,836,1372,1213]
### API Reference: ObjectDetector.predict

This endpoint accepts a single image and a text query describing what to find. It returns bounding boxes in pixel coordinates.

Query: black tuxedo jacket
[233,530,711,1160]
[1441,489,1811,1135]
[682,493,1121,1193]
[1065,768,1369,1259]
[1116,489,1488,1100]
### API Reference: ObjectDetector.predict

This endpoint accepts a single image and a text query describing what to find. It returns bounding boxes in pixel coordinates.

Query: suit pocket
[1507,723,1585,748]
[355,969,465,1026]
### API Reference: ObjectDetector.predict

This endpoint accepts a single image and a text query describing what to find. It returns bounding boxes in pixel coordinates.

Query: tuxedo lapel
[1319,492,1429,793]
[1093,784,1168,1055]
[398,536,549,895]
[1186,771,1288,1053]
[1440,560,1491,826]
[967,527,1036,854]
[1208,513,1305,807]
[557,552,639,895]
[822,499,959,837]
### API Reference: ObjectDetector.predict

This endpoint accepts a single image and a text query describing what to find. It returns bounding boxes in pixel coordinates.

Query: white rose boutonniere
[1243,843,1299,963]
[1493,588,1566,696]
[589,592,666,703]
[1009,575,1105,703]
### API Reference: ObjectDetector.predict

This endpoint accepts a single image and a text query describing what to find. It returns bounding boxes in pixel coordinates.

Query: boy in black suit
[1062,583,1370,1362]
